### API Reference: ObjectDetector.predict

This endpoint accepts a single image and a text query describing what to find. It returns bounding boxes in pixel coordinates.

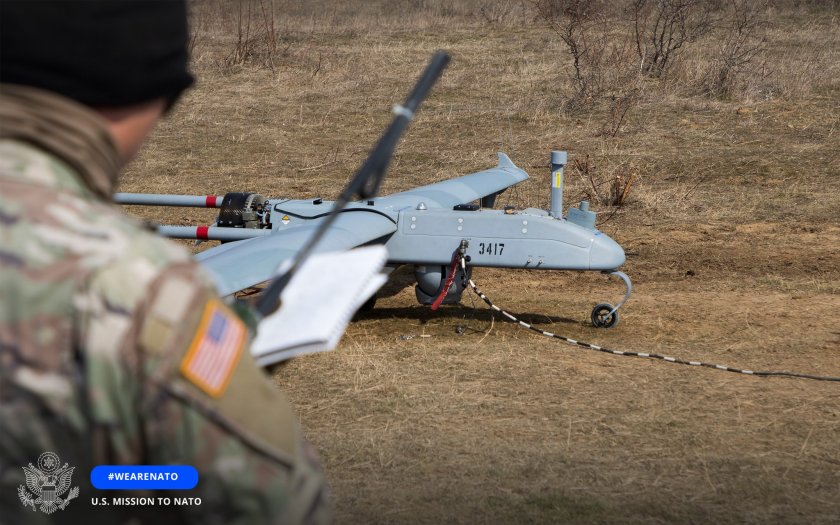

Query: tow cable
[457,254,840,382]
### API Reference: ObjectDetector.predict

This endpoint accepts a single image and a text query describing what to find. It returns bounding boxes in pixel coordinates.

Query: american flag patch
[180,300,246,397]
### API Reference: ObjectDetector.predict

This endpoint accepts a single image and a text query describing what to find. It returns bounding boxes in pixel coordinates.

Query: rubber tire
[591,303,619,328]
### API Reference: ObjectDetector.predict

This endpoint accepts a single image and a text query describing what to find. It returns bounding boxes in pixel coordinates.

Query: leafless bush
[224,0,283,71]
[597,88,641,136]
[533,0,638,109]
[225,1,256,67]
[477,1,530,25]
[258,0,279,70]
[571,154,636,207]
[187,1,203,59]
[533,0,608,104]
[702,0,767,97]
[632,0,713,77]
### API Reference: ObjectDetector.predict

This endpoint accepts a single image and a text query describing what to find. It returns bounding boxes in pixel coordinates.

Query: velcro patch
[180,300,246,398]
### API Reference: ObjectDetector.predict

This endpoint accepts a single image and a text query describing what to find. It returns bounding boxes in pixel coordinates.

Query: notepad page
[251,246,387,365]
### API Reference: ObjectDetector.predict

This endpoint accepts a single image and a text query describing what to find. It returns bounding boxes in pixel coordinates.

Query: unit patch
[180,300,246,397]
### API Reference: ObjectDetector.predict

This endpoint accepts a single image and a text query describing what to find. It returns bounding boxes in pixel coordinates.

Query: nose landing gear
[591,271,632,328]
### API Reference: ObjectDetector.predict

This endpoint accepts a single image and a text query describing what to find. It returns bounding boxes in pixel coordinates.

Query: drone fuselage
[269,198,625,272]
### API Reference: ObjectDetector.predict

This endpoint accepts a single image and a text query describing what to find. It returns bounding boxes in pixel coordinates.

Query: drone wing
[195,153,524,295]
[376,152,528,210]
[197,211,396,296]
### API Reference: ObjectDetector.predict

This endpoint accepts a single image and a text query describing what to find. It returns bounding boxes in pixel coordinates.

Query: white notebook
[251,246,387,366]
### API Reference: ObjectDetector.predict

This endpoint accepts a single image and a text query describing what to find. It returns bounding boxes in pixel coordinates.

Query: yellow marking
[553,171,563,188]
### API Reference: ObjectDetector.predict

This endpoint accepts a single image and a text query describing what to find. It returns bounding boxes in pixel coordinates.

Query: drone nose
[589,233,625,270]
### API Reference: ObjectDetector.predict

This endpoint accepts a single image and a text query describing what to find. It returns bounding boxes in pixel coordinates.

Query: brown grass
[123,1,840,522]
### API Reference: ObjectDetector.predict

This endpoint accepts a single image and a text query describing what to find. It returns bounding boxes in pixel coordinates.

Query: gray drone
[116,52,632,328]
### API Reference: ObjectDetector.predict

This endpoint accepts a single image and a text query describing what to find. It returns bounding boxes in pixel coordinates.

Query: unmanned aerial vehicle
[116,52,632,327]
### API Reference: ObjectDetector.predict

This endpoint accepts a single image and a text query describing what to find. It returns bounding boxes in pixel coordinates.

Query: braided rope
[459,257,840,382]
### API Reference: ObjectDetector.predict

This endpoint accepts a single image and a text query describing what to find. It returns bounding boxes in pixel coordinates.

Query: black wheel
[591,303,619,328]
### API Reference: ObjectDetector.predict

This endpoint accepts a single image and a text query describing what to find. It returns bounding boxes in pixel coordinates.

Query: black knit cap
[1,0,194,108]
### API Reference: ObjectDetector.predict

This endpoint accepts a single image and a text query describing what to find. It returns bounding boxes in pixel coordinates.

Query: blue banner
[90,465,198,490]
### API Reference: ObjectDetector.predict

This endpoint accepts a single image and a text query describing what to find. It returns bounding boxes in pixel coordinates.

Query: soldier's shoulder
[0,139,90,195]
[82,201,210,314]
[2,138,214,316]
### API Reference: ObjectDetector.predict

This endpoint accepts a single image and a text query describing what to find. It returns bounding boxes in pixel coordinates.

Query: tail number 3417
[478,242,504,256]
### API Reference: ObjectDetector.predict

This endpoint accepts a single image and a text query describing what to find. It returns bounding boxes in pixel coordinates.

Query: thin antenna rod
[256,50,451,316]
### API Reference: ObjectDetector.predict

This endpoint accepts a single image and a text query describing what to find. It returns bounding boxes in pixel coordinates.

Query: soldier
[0,1,328,523]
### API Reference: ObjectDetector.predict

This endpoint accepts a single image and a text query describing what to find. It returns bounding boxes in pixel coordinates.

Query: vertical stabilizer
[496,152,516,169]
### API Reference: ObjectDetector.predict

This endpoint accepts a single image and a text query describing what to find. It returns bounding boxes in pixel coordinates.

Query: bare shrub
[702,0,767,97]
[597,88,641,137]
[224,0,283,71]
[570,154,636,207]
[187,1,203,59]
[533,0,611,105]
[631,0,714,78]
[611,172,636,206]
[533,0,639,111]
[477,1,531,25]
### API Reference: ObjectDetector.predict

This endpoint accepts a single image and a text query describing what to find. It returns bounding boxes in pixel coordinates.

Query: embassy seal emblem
[18,451,79,514]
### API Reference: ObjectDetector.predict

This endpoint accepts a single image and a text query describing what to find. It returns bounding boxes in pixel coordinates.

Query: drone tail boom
[115,193,224,208]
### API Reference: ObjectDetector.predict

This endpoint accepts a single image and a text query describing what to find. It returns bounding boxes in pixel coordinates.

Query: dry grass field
[121,1,840,522]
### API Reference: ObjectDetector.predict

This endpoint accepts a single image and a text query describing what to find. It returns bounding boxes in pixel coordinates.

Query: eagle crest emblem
[18,451,79,514]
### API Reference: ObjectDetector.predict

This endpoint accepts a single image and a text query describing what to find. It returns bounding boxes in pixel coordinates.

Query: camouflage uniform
[0,85,328,524]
